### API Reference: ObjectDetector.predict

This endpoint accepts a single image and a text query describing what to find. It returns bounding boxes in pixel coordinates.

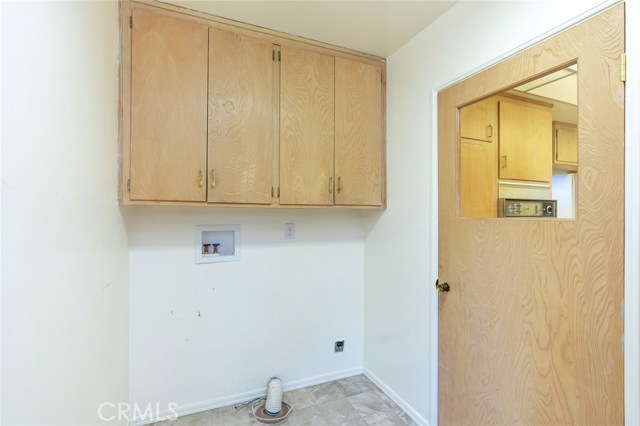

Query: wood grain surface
[130,8,208,201]
[208,29,273,204]
[460,137,497,217]
[279,45,335,206]
[460,96,497,143]
[498,100,552,182]
[554,121,579,170]
[438,5,625,425]
[121,1,387,207]
[335,57,383,206]
[129,0,385,66]
[118,0,132,203]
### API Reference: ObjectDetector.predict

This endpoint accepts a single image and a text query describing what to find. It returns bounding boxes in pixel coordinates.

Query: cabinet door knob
[199,168,204,187]
[211,169,216,188]
[486,124,493,139]
[501,155,507,168]
[337,177,342,193]
[329,177,333,194]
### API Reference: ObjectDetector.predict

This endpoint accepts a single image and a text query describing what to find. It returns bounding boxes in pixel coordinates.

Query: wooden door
[130,8,208,201]
[498,100,552,182]
[438,6,624,426]
[335,57,384,206]
[208,29,274,204]
[279,45,334,206]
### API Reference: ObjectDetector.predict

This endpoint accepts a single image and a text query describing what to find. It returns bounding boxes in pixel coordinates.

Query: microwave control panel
[499,199,557,218]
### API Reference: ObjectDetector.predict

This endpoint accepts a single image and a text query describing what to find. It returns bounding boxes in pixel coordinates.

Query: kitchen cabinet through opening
[458,63,578,219]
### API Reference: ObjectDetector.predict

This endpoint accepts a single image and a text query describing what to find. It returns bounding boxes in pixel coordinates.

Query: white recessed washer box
[195,225,240,264]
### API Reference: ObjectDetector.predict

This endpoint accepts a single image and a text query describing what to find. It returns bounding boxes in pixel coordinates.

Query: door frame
[429,1,639,425]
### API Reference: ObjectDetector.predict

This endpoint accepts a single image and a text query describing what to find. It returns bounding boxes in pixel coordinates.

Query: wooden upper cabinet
[460,138,497,218]
[460,97,497,142]
[279,45,335,206]
[459,97,497,217]
[130,8,208,201]
[208,29,274,204]
[121,2,386,208]
[335,57,384,206]
[553,121,578,171]
[498,100,552,182]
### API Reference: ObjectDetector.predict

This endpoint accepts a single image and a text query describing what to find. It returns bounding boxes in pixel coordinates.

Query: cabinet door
[208,29,274,204]
[280,46,334,205]
[460,138,497,217]
[335,58,384,206]
[460,97,497,142]
[130,9,208,201]
[498,101,552,182]
[554,121,578,170]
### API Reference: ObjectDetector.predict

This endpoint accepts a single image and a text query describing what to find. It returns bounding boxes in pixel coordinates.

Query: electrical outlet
[285,223,295,240]
[334,340,345,353]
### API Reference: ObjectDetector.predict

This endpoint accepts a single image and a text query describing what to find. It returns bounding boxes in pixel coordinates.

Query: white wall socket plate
[285,223,295,240]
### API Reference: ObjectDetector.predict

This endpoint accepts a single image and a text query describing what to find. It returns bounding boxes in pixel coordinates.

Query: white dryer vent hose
[265,378,283,415]
[250,377,293,424]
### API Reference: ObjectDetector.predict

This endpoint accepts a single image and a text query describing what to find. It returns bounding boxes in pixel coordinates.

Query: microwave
[499,198,557,218]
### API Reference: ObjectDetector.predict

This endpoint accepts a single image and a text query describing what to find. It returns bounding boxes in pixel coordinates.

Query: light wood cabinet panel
[553,121,578,171]
[498,100,552,182]
[121,1,385,208]
[130,8,208,201]
[335,57,383,206]
[208,29,274,204]
[279,45,335,206]
[460,138,497,218]
[460,97,497,142]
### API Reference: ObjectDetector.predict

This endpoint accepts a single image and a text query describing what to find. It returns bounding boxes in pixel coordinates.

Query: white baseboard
[364,368,430,426]
[129,367,364,426]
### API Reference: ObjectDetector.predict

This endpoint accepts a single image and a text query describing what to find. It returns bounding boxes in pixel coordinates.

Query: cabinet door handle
[211,169,216,188]
[337,177,342,193]
[329,177,333,194]
[199,168,204,187]
[501,155,507,168]
[486,124,493,139]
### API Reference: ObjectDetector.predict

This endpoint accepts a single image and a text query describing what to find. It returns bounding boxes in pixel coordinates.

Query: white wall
[1,2,130,425]
[363,1,626,425]
[0,1,4,421]
[128,207,365,422]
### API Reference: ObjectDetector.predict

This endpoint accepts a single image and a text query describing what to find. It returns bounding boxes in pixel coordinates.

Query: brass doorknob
[435,279,450,293]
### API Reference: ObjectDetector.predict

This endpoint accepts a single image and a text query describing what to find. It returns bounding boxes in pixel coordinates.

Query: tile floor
[154,375,416,426]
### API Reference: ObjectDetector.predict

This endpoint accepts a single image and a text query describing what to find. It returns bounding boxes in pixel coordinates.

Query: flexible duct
[264,377,283,416]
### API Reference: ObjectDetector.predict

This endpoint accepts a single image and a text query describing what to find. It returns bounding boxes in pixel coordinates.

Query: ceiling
[514,65,578,105]
[162,1,458,58]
